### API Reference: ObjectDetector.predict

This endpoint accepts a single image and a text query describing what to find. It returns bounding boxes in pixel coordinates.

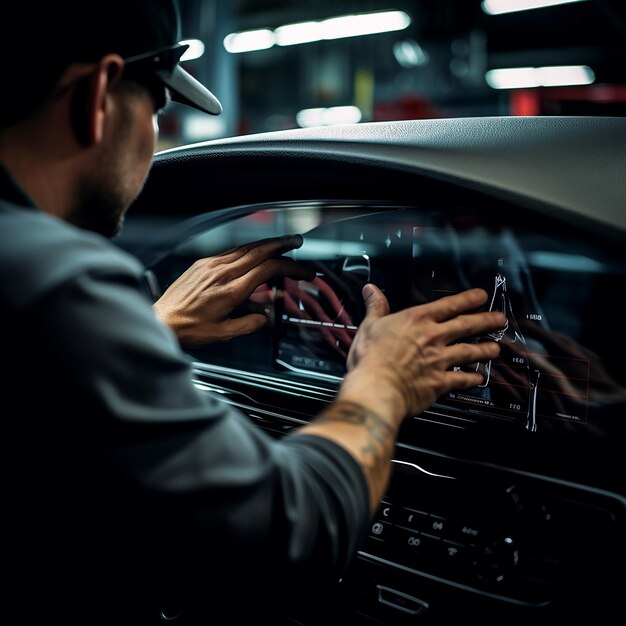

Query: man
[0,1,505,623]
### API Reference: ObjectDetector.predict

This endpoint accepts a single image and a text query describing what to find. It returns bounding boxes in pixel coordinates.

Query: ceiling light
[485,65,595,89]
[225,11,412,53]
[482,0,588,16]
[179,39,205,61]
[320,12,411,41]
[393,40,429,68]
[275,22,324,46]
[223,29,275,54]
[296,106,363,128]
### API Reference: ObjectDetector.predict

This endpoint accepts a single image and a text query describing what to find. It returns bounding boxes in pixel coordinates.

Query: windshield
[157,0,626,150]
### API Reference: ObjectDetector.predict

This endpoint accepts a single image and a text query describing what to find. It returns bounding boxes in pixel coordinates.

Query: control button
[439,539,467,566]
[396,527,427,551]
[452,521,484,544]
[436,539,470,579]
[376,585,429,616]
[397,507,429,531]
[426,514,449,537]
[471,537,519,585]
[368,520,392,543]
[394,527,439,569]
[376,501,395,522]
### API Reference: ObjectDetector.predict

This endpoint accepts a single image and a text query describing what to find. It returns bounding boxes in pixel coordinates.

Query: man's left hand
[153,234,314,346]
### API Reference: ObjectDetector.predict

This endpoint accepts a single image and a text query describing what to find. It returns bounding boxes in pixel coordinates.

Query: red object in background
[510,90,541,116]
[510,85,626,116]
[374,94,442,121]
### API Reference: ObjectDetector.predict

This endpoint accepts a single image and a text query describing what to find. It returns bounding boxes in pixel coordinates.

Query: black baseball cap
[122,43,223,116]
[1,0,222,125]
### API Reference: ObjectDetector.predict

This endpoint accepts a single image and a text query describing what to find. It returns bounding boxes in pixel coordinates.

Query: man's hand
[295,285,506,512]
[153,234,314,346]
[342,284,506,420]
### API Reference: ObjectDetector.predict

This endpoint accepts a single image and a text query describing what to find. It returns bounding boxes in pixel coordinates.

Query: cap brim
[158,65,222,116]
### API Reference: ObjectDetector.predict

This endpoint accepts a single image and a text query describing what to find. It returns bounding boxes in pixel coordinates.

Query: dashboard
[118,116,626,624]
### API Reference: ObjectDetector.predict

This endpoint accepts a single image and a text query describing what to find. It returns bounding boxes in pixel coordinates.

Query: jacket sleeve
[29,256,370,610]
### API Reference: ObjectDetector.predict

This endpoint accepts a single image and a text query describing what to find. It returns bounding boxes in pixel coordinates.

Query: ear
[83,55,125,146]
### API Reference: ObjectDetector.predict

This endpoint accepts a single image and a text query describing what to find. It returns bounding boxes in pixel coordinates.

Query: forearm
[295,379,405,513]
[292,286,506,520]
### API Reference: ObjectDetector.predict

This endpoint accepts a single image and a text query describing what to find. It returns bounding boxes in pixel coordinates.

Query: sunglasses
[122,44,189,111]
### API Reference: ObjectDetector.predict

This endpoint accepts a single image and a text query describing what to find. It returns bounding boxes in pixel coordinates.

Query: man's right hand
[294,285,506,512]
[343,284,506,422]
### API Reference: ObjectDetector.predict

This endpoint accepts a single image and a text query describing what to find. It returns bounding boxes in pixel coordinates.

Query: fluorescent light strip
[275,21,322,46]
[315,12,411,42]
[485,65,595,89]
[179,39,205,61]
[296,106,363,128]
[224,11,411,53]
[223,29,275,54]
[482,0,588,15]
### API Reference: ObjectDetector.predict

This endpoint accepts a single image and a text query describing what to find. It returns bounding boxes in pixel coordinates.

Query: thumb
[362,283,389,321]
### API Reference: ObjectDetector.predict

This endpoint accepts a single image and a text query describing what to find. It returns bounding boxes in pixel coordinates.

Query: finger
[216,314,268,341]
[362,283,389,321]
[442,369,490,391]
[236,258,316,297]
[249,284,274,305]
[443,340,501,370]
[219,234,305,268]
[441,311,508,345]
[427,288,490,322]
[217,234,302,258]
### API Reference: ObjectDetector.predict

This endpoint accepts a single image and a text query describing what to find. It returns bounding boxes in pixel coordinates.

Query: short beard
[68,207,125,239]
[66,180,128,239]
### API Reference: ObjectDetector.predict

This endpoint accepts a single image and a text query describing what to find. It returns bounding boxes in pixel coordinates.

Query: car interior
[115,115,626,624]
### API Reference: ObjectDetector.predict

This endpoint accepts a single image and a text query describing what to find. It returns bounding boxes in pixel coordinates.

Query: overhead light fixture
[485,65,595,89]
[393,40,429,68]
[179,39,205,61]
[274,22,323,46]
[223,29,275,54]
[225,11,412,53]
[482,0,588,15]
[315,12,411,41]
[296,106,363,128]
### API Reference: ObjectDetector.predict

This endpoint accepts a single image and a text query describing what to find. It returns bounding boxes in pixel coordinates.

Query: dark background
[157,0,626,148]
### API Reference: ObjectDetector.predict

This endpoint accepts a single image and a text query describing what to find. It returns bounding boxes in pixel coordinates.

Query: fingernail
[362,283,375,299]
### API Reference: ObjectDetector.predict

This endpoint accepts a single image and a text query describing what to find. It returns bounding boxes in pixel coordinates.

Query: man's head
[2,0,221,128]
[0,0,221,237]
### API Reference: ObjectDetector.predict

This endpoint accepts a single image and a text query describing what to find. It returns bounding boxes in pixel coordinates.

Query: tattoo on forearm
[317,401,395,500]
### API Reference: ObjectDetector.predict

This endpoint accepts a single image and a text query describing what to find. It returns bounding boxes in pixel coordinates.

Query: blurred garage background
[158,0,626,149]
